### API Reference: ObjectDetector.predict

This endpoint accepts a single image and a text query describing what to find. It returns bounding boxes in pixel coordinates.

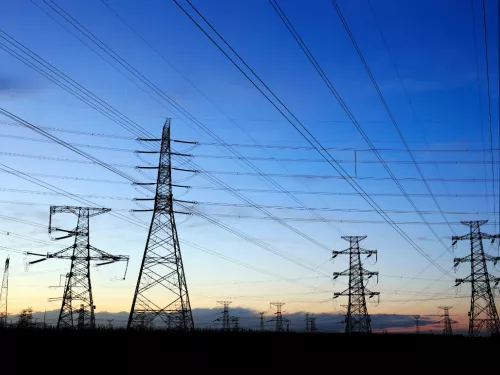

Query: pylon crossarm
[332,249,349,259]
[332,270,348,279]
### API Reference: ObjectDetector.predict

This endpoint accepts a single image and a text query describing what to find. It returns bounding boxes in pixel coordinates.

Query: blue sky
[0,0,499,327]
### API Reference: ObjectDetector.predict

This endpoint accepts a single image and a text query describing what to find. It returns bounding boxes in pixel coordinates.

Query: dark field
[1,328,498,369]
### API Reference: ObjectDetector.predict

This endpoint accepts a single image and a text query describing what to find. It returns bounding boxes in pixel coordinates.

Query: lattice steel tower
[259,311,265,331]
[214,301,231,331]
[332,236,379,334]
[413,315,421,334]
[0,256,9,327]
[128,119,194,330]
[27,206,129,329]
[436,306,457,335]
[309,316,318,332]
[268,302,285,332]
[452,220,500,336]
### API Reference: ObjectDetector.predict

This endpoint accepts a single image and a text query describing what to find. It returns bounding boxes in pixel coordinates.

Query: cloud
[0,75,41,99]
[13,308,438,333]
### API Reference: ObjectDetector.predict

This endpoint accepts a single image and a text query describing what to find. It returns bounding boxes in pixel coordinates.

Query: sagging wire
[173,173,197,184]
[134,151,155,166]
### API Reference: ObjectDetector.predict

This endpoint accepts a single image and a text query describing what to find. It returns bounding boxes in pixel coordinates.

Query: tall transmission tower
[332,236,379,334]
[214,301,231,331]
[268,302,285,332]
[452,220,500,336]
[27,206,129,329]
[309,316,318,332]
[17,308,33,328]
[436,306,457,335]
[305,313,310,332]
[128,119,195,331]
[231,316,240,331]
[259,311,265,331]
[413,315,420,334]
[0,256,9,327]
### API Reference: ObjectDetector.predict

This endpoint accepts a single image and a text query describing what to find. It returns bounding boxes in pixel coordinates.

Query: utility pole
[27,206,129,329]
[414,315,420,334]
[309,316,317,332]
[305,313,310,332]
[285,319,290,332]
[107,319,114,330]
[436,306,457,335]
[268,302,285,332]
[214,301,231,331]
[128,119,195,331]
[452,220,500,336]
[259,311,265,331]
[333,236,379,334]
[0,256,9,327]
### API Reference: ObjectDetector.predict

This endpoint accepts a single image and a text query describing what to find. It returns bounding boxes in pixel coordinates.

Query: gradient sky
[0,0,499,328]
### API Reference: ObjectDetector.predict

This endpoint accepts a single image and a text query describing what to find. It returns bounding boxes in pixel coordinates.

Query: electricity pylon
[305,313,310,332]
[436,306,457,335]
[452,220,500,336]
[309,316,318,332]
[231,316,240,331]
[27,206,129,329]
[214,301,231,331]
[268,302,285,332]
[414,315,421,334]
[0,256,9,327]
[17,307,33,328]
[259,311,265,331]
[332,236,379,334]
[128,119,195,331]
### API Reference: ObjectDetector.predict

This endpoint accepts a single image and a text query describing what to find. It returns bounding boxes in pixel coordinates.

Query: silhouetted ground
[0,328,498,369]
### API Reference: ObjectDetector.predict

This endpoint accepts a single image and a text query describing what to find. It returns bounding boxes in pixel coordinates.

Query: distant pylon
[305,313,310,332]
[309,316,318,332]
[452,220,500,336]
[259,311,265,331]
[333,236,379,334]
[27,206,129,329]
[231,316,240,331]
[268,302,285,332]
[214,301,231,331]
[17,307,33,328]
[414,315,420,334]
[0,256,9,327]
[128,119,195,331]
[436,306,457,335]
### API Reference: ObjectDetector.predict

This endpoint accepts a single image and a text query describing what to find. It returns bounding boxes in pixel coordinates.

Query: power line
[469,0,491,223]
[267,0,452,254]
[29,1,344,253]
[481,0,497,231]
[173,0,452,277]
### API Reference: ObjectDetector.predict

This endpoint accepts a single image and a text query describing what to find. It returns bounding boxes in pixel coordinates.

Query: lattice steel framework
[333,236,379,334]
[28,206,129,329]
[309,316,318,332]
[214,301,231,331]
[268,302,285,332]
[128,119,194,330]
[452,220,500,336]
[231,316,240,331]
[0,256,9,327]
[259,311,265,331]
[436,306,457,335]
[413,315,421,334]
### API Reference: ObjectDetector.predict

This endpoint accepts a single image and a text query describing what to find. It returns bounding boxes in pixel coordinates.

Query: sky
[0,0,499,332]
